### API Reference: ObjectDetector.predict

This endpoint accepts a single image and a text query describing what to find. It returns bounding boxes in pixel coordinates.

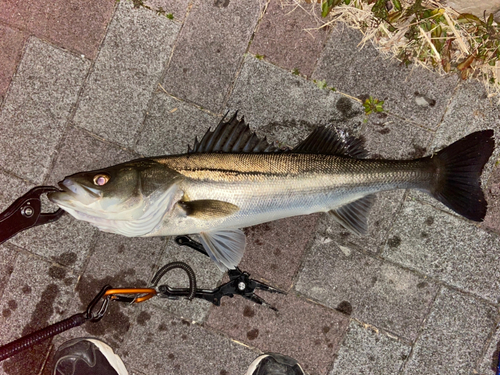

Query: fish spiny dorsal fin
[188,112,279,154]
[293,126,367,158]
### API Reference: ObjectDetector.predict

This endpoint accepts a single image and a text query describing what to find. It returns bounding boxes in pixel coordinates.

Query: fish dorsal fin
[199,229,246,271]
[293,127,367,158]
[189,112,279,154]
[328,195,375,236]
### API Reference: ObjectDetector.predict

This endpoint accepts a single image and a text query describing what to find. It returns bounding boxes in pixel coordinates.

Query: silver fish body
[151,153,433,235]
[48,114,495,270]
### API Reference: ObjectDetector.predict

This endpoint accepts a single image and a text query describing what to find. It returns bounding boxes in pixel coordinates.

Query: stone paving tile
[118,303,257,375]
[74,232,166,349]
[431,81,500,153]
[0,244,18,301]
[227,56,365,146]
[9,213,97,272]
[382,198,500,304]
[249,0,329,77]
[478,324,500,375]
[0,0,115,59]
[0,252,77,375]
[362,112,433,159]
[295,228,438,341]
[47,126,136,186]
[484,162,500,235]
[162,0,262,112]
[134,91,218,156]
[0,37,89,184]
[312,24,458,129]
[239,215,319,291]
[143,0,190,22]
[149,237,224,323]
[403,287,496,375]
[206,292,350,375]
[0,171,32,210]
[330,320,411,375]
[0,25,26,104]
[74,1,179,147]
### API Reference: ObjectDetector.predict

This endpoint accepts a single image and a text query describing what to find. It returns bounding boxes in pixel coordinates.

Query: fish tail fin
[429,130,494,221]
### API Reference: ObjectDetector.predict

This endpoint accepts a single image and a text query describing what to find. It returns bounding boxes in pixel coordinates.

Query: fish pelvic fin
[430,129,495,222]
[328,195,376,236]
[199,229,246,271]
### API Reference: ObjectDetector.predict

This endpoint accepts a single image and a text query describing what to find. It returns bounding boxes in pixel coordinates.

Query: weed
[297,0,500,97]
[363,96,385,114]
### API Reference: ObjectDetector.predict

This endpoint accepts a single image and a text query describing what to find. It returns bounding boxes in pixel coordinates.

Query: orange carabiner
[103,288,157,303]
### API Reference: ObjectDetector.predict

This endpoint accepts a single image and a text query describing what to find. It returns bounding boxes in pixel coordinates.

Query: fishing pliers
[0,186,64,245]
[150,257,285,311]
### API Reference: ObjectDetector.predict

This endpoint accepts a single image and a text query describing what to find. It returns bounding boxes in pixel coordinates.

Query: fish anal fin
[293,126,367,158]
[179,200,239,220]
[328,195,376,236]
[199,229,246,271]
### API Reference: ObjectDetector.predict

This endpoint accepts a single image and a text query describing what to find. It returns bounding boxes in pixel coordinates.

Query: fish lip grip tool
[0,186,64,245]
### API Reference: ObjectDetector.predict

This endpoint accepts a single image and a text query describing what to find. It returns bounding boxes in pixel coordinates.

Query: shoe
[246,353,306,375]
[53,337,129,375]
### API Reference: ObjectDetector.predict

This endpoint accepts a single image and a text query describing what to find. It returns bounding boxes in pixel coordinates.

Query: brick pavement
[0,1,499,374]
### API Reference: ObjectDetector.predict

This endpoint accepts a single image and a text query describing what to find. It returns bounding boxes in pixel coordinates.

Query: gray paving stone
[206,291,349,375]
[478,324,500,375]
[162,0,261,112]
[9,211,97,273]
[432,81,500,153]
[239,215,320,291]
[48,126,136,186]
[118,304,257,375]
[0,37,89,184]
[382,198,500,303]
[330,320,411,375]
[0,252,77,375]
[295,229,438,341]
[227,56,365,146]
[74,1,180,147]
[484,162,500,235]
[0,171,32,211]
[362,112,433,159]
[143,0,190,22]
[134,91,218,156]
[0,244,17,301]
[150,237,223,323]
[403,287,496,375]
[249,0,329,77]
[74,232,166,349]
[312,24,458,129]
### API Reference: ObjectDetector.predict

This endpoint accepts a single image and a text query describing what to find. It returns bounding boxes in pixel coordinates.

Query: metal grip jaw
[0,186,64,245]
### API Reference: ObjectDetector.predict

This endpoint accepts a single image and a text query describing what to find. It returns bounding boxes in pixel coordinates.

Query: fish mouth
[48,178,101,207]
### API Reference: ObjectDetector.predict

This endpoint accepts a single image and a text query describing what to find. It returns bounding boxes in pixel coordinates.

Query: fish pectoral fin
[328,195,376,236]
[178,200,239,220]
[199,229,246,271]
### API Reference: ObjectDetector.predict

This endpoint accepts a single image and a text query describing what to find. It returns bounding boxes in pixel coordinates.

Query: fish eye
[93,174,110,186]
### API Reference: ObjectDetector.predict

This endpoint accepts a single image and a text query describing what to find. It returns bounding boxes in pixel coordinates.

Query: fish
[48,113,495,271]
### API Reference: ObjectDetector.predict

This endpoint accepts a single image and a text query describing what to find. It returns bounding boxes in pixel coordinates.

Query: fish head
[48,160,180,230]
[49,163,147,220]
